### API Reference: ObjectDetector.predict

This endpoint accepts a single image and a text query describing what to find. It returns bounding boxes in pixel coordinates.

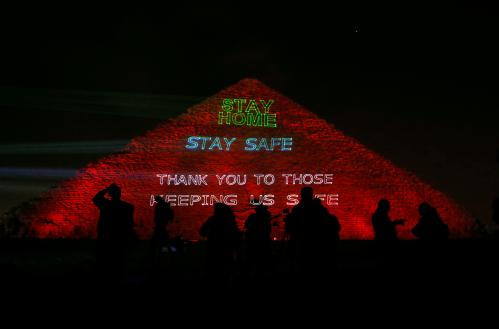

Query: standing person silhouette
[371,199,405,266]
[412,202,449,241]
[288,187,324,276]
[312,198,341,274]
[150,195,174,276]
[93,183,136,283]
[371,199,405,241]
[244,204,272,278]
[152,196,174,249]
[411,202,449,267]
[200,203,241,282]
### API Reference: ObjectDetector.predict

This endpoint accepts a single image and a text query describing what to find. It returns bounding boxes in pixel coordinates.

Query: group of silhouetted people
[93,183,453,284]
[370,198,450,267]
[195,186,343,280]
[93,184,175,283]
[372,198,449,241]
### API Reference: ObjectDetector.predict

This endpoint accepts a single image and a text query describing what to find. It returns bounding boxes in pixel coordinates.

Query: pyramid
[15,79,474,239]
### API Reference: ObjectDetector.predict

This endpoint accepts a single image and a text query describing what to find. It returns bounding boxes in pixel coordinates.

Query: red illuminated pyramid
[16,79,474,239]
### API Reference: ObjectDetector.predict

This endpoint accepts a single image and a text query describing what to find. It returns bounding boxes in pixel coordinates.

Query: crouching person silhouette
[93,183,136,284]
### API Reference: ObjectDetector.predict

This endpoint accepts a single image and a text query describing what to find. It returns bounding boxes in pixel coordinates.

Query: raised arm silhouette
[93,183,136,283]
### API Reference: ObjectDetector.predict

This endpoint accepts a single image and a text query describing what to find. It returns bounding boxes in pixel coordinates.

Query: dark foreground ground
[0,239,499,320]
[2,239,499,323]
[1,239,498,296]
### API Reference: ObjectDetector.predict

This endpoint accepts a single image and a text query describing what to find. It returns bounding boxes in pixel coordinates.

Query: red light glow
[16,79,474,240]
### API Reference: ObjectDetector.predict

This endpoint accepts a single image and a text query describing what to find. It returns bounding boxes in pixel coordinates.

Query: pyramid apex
[216,78,285,103]
[231,78,271,89]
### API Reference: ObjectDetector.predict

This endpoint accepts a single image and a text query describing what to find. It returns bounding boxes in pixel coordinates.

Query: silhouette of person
[285,187,312,272]
[412,202,449,241]
[371,199,405,242]
[287,187,332,276]
[93,183,136,283]
[371,198,406,268]
[282,206,299,274]
[200,203,241,281]
[313,198,341,241]
[244,204,272,277]
[312,197,341,273]
[412,202,449,268]
[287,187,315,241]
[150,195,174,275]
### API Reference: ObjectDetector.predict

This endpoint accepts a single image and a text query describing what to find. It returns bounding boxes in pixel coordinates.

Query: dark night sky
[0,3,498,226]
[1,3,498,95]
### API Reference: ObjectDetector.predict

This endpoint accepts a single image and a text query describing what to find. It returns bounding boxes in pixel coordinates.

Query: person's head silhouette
[108,183,121,201]
[154,195,165,204]
[301,187,313,202]
[214,202,225,216]
[255,204,268,214]
[418,202,433,217]
[377,199,390,213]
